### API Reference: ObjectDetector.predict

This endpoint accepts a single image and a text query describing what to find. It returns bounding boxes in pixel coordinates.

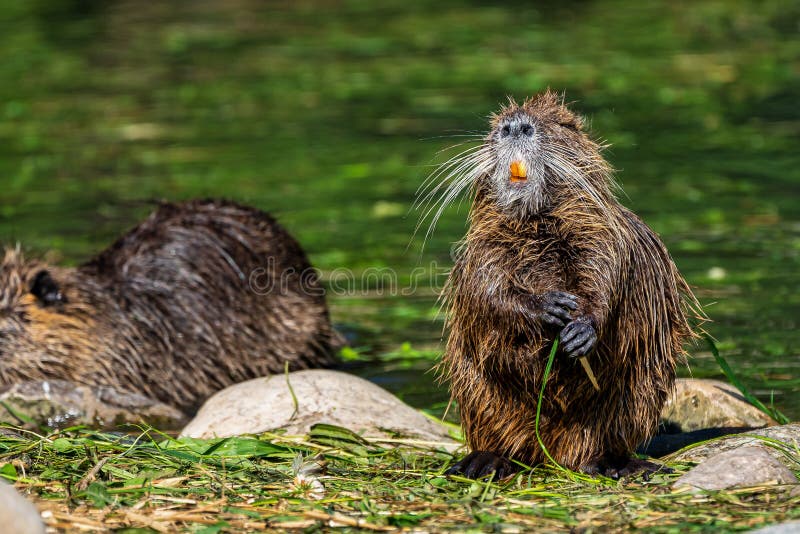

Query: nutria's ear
[30,270,66,306]
[558,114,584,132]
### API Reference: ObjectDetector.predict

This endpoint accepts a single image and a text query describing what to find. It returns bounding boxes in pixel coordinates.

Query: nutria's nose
[499,119,535,139]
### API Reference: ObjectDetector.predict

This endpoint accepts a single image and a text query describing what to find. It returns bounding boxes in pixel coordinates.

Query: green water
[1,0,798,419]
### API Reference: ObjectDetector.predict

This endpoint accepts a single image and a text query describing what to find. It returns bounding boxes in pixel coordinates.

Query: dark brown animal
[0,199,341,413]
[425,91,702,479]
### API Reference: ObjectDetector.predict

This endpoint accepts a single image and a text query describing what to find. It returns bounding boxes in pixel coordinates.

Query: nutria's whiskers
[416,141,486,195]
[413,143,493,247]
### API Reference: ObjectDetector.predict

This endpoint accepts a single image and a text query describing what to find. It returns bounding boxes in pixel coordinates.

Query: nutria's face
[0,251,68,375]
[484,91,608,216]
[415,91,611,238]
[487,109,548,214]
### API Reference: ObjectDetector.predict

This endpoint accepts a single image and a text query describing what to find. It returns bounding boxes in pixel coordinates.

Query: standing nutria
[0,199,342,413]
[426,91,702,479]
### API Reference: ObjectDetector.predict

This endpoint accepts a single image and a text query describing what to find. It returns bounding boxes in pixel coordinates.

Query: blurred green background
[0,0,798,418]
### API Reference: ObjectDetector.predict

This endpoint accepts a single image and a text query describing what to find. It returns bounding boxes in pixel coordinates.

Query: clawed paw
[445,451,517,481]
[581,456,672,481]
[559,317,597,358]
[535,291,578,328]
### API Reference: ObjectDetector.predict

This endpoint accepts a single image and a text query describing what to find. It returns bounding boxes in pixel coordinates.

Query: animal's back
[79,199,340,410]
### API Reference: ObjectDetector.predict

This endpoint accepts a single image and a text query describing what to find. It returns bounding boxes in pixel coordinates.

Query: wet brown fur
[440,91,703,470]
[0,199,341,413]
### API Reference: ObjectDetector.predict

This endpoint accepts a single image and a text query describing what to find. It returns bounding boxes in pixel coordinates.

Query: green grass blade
[704,334,790,425]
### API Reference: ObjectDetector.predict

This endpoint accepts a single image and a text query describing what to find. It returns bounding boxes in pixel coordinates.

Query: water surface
[0,0,798,419]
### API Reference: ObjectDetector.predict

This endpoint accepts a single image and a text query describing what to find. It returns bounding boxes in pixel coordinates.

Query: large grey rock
[749,521,800,534]
[668,424,800,469]
[0,481,45,534]
[0,380,187,430]
[661,379,776,433]
[673,446,797,491]
[180,370,458,448]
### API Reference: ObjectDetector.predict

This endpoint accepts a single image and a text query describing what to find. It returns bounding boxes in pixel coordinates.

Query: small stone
[0,380,187,430]
[673,445,797,492]
[660,378,776,433]
[669,423,800,469]
[748,520,800,534]
[180,370,458,449]
[707,267,727,280]
[0,481,45,534]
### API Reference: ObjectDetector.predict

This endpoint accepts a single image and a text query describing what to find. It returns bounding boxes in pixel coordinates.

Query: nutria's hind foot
[445,451,518,481]
[581,455,673,481]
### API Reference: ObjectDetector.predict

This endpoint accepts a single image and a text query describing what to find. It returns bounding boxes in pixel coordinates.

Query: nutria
[425,91,702,479]
[0,199,342,413]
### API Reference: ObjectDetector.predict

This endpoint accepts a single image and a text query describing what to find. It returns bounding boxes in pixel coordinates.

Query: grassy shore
[1,424,797,533]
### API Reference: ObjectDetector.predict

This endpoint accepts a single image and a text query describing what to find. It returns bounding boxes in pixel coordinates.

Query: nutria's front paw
[532,291,578,328]
[445,451,517,481]
[559,317,597,357]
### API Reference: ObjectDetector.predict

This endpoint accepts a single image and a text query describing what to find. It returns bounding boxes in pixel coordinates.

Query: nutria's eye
[520,124,534,136]
[500,125,511,137]
[30,270,66,306]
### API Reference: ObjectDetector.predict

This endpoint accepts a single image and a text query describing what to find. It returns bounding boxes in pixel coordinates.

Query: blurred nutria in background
[0,199,342,413]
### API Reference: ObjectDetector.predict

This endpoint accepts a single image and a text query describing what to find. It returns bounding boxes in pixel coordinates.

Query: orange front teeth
[510,160,527,183]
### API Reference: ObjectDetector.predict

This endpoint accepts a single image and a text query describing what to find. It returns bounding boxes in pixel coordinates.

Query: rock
[0,481,45,534]
[641,426,755,458]
[673,445,797,491]
[661,378,776,433]
[749,521,800,534]
[180,370,459,448]
[0,380,187,430]
[668,424,800,469]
